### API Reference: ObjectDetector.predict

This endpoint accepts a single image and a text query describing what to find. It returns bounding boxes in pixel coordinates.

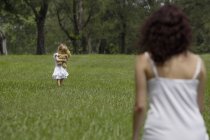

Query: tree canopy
[0,0,210,54]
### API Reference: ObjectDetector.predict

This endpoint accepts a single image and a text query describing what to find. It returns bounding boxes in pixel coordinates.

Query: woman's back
[142,52,208,140]
[146,52,201,80]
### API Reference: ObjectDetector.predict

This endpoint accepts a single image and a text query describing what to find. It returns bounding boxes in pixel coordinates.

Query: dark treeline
[0,0,210,54]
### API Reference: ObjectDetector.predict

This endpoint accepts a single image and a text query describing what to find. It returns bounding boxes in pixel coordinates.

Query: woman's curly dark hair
[138,4,192,65]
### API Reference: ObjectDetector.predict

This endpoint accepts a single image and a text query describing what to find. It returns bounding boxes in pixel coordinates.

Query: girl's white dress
[142,53,209,140]
[52,53,69,79]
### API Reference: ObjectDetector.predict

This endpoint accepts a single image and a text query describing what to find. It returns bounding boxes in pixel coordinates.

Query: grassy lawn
[0,54,209,140]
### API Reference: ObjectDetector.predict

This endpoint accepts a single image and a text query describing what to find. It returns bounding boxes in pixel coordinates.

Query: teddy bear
[57,44,71,69]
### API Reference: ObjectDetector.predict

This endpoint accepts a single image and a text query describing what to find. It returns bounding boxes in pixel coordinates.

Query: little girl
[52,43,70,86]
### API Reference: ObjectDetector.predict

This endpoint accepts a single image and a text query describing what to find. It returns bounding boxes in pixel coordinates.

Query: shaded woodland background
[0,0,210,55]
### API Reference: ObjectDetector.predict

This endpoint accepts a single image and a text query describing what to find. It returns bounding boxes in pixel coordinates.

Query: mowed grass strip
[0,54,209,140]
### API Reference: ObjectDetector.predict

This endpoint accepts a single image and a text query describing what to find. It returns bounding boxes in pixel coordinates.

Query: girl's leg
[60,79,64,86]
[57,79,61,86]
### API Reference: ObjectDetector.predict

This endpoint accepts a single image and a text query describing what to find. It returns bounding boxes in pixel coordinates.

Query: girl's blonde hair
[57,43,71,57]
[57,43,68,54]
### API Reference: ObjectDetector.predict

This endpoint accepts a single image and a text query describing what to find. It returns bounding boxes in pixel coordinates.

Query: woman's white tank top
[142,53,209,140]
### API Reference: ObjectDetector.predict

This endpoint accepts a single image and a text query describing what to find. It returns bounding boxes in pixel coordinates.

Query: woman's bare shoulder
[135,53,149,68]
[135,53,155,80]
[187,51,201,59]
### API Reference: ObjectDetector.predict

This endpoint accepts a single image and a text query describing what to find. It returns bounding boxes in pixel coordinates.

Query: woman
[133,4,209,140]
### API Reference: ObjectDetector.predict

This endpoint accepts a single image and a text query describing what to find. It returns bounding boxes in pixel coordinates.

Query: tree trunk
[120,22,126,53]
[3,39,7,55]
[99,39,107,54]
[118,0,127,54]
[24,0,48,54]
[87,36,92,54]
[120,33,125,53]
[35,1,48,55]
[81,36,87,53]
[72,40,79,54]
[0,35,3,54]
[78,0,83,31]
[36,20,46,54]
[77,0,88,54]
[0,32,7,55]
[72,0,80,54]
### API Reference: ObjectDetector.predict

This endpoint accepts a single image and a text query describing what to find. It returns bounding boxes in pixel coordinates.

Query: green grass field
[0,54,209,140]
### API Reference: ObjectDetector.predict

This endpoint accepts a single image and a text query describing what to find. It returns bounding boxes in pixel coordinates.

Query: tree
[54,0,95,54]
[175,0,210,53]
[106,0,149,54]
[2,0,210,54]
[0,31,7,55]
[0,0,36,54]
[24,0,49,54]
[1,0,49,54]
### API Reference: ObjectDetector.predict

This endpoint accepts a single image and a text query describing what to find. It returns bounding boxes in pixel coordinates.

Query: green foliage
[1,0,210,54]
[176,0,210,53]
[0,0,36,54]
[106,43,120,54]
